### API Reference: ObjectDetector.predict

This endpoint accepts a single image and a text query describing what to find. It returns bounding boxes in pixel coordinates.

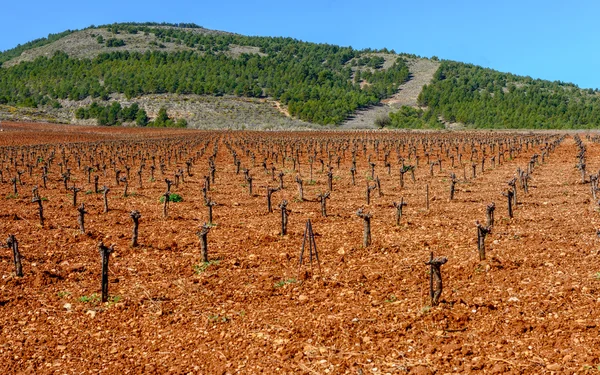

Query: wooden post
[299,219,321,275]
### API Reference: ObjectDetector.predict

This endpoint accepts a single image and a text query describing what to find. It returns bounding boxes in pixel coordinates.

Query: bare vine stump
[356,208,372,247]
[522,173,530,194]
[318,192,330,217]
[476,221,492,261]
[426,252,447,306]
[350,166,356,186]
[70,185,82,207]
[299,219,321,275]
[578,162,586,184]
[508,177,517,207]
[279,200,290,235]
[206,198,217,224]
[32,196,44,227]
[295,175,304,201]
[162,191,171,218]
[77,203,88,234]
[426,184,430,210]
[486,202,495,227]
[120,177,128,197]
[122,208,140,248]
[210,164,216,184]
[393,197,407,225]
[449,173,457,201]
[503,189,514,218]
[375,176,383,197]
[246,174,253,196]
[102,186,110,213]
[278,171,284,190]
[201,185,208,204]
[93,241,114,304]
[196,224,211,263]
[6,235,23,277]
[94,175,99,194]
[327,169,333,192]
[399,167,407,188]
[266,187,279,213]
[366,182,376,205]
[137,169,143,188]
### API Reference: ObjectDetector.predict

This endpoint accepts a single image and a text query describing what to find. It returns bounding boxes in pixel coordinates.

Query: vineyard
[1,122,599,374]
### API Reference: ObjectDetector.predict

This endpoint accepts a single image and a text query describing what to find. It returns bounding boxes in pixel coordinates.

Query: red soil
[0,122,599,374]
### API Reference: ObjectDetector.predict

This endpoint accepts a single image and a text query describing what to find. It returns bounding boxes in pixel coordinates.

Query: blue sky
[2,0,599,88]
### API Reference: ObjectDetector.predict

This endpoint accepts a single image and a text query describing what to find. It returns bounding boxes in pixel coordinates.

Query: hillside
[1,22,599,129]
[415,61,600,129]
[341,58,439,129]
[0,23,410,128]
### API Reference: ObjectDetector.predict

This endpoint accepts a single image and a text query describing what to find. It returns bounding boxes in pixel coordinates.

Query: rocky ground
[0,123,598,374]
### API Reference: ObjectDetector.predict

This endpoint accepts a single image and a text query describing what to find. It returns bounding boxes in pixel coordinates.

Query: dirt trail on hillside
[341,58,440,129]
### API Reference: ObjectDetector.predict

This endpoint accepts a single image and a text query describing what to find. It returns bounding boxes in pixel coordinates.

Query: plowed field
[0,122,599,374]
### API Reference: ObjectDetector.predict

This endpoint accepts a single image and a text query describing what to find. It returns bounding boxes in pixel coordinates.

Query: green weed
[57,291,71,298]
[193,260,220,274]
[79,293,100,303]
[274,278,297,288]
[159,193,183,203]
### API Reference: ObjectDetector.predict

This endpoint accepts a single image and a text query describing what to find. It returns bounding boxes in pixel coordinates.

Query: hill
[1,22,599,129]
[414,60,600,129]
[0,22,410,128]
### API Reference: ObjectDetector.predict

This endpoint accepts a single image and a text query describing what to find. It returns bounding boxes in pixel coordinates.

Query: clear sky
[2,0,599,88]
